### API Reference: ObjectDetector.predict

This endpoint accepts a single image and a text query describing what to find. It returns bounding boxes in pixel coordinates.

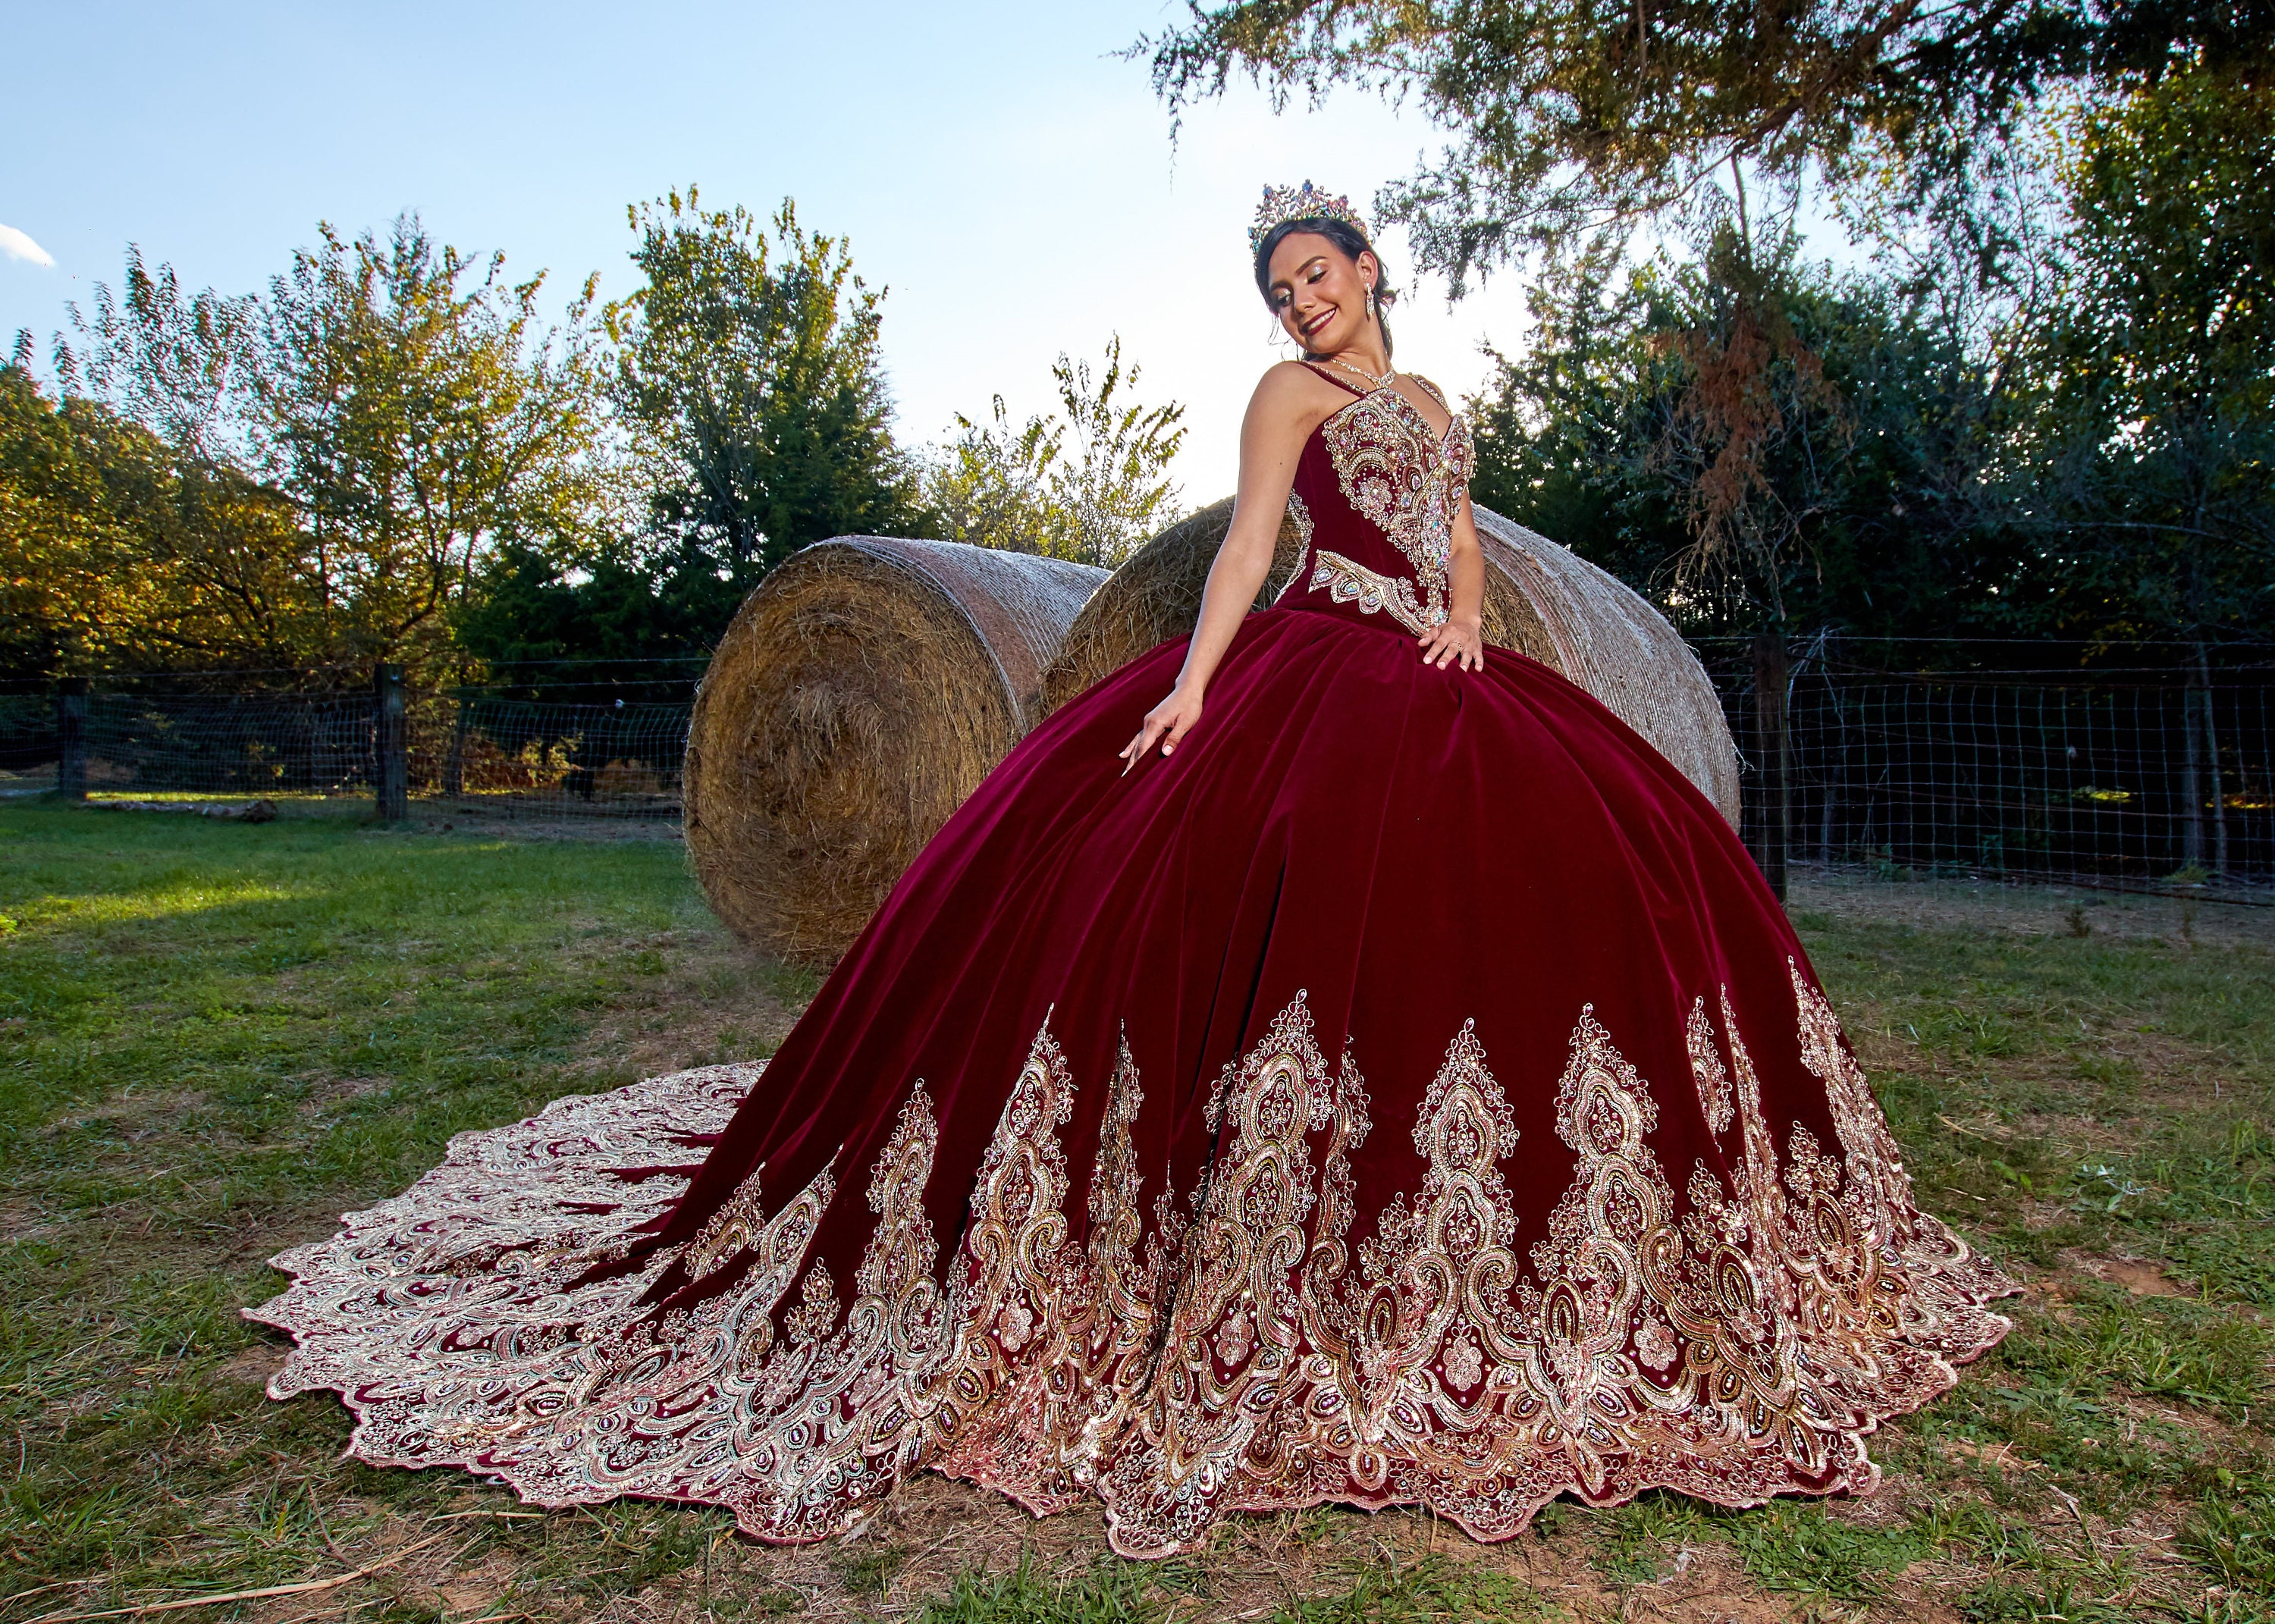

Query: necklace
[1320,353,1395,390]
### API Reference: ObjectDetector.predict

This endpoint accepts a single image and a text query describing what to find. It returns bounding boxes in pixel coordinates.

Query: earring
[1364,284,1376,318]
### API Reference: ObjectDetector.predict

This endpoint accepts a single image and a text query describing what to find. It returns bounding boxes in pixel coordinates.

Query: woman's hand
[1120,684,1205,774]
[1418,614,1486,672]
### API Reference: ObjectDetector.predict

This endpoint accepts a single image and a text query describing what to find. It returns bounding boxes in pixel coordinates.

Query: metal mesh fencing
[1,684,692,820]
[1718,663,2275,898]
[7,656,2272,895]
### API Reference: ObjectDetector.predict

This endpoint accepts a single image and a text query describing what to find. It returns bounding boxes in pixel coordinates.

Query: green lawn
[2,800,2271,1622]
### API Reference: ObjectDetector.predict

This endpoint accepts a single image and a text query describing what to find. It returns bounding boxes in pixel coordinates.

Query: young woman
[254,184,2013,1559]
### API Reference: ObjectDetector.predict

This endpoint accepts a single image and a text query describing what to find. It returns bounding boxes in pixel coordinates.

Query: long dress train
[249,366,2014,1559]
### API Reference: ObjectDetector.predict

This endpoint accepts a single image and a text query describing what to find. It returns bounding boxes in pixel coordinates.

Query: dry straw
[689,507,1737,966]
[1037,497,1307,714]
[684,537,1105,965]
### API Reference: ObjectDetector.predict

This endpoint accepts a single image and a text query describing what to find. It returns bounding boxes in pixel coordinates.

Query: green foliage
[1587,1489,1705,1583]
[1467,240,2034,638]
[1141,0,2252,287]
[607,188,925,597]
[926,335,1187,566]
[1466,67,2275,653]
[2025,66,2275,650]
[447,538,717,699]
[2186,1476,2275,1596]
[31,219,618,682]
[1718,1501,1925,1599]
[245,215,619,669]
[1258,1556,1540,1620]
[0,362,315,680]
[911,1560,1163,1623]
[19,189,956,684]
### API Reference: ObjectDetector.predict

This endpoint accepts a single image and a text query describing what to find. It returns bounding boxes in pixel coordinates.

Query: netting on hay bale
[1037,499,1741,825]
[1469,508,1742,824]
[684,537,1107,965]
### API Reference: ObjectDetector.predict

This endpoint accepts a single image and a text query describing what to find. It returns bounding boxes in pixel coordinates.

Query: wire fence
[1715,654,2275,901]
[0,681,691,820]
[5,651,2272,901]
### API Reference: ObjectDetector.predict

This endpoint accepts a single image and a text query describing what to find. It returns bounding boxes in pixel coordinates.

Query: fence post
[373,663,408,823]
[443,693,468,799]
[55,678,89,802]
[1751,634,1790,904]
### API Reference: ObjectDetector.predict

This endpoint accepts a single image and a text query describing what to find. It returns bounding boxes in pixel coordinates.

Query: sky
[0,0,1548,503]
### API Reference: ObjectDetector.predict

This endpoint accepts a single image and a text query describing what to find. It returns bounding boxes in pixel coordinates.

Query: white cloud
[0,224,55,267]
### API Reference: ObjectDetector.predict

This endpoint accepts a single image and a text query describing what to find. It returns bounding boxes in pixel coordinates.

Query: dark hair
[1254,217,1398,359]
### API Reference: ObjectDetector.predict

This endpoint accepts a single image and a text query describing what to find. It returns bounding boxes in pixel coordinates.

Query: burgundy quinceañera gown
[252,368,2014,1557]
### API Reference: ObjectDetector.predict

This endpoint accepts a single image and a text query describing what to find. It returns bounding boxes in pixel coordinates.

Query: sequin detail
[1308,550,1434,637]
[1319,381,1475,626]
[1688,995,1735,1136]
[1285,490,1314,552]
[252,981,2013,1560]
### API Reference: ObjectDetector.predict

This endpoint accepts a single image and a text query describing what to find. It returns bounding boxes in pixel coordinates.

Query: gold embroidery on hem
[249,981,2016,1561]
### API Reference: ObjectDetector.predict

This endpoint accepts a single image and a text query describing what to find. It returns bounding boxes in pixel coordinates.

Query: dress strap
[1301,362,1370,399]
[1406,373,1451,412]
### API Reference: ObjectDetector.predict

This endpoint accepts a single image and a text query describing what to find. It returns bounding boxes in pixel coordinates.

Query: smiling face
[1265,231,1379,356]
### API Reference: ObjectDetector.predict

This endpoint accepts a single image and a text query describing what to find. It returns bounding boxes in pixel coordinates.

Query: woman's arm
[1119,365,1320,772]
[1416,485,1486,672]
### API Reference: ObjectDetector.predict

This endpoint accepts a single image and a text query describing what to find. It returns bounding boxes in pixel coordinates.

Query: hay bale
[686,537,1106,964]
[1037,498,1310,715]
[1037,500,1741,824]
[1470,509,1741,825]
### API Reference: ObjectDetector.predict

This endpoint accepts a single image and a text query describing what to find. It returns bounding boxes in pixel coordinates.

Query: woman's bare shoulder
[1247,359,1346,433]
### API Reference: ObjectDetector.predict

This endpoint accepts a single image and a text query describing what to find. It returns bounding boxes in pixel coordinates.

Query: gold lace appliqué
[1308,550,1434,637]
[1319,381,1475,626]
[251,977,2014,1560]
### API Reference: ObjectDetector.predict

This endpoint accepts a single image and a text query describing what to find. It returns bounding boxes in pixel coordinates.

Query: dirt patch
[214,1343,287,1388]
[2082,1256,2193,1296]
[567,938,803,1083]
[46,1086,209,1135]
[1936,1437,2044,1474]
[1789,869,2275,952]
[0,1200,61,1245]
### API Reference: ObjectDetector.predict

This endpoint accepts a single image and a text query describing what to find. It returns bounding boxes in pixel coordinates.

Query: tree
[606,190,923,611]
[32,224,620,682]
[1142,0,2261,288]
[1467,243,2037,642]
[246,216,619,672]
[1142,0,2265,629]
[927,336,1186,566]
[2028,67,2275,646]
[2023,65,2275,870]
[44,251,335,677]
[0,365,165,679]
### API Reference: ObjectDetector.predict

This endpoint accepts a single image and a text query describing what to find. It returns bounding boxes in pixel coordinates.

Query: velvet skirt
[251,604,2014,1557]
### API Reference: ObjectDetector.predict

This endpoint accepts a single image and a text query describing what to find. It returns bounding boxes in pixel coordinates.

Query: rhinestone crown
[1250,181,1367,254]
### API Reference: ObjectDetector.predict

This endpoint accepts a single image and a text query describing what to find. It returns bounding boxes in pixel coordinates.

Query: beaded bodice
[1274,368,1476,638]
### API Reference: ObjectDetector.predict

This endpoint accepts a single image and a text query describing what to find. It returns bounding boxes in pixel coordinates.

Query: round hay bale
[1037,500,1740,825]
[1037,497,1309,715]
[686,537,1107,965]
[1470,509,1741,825]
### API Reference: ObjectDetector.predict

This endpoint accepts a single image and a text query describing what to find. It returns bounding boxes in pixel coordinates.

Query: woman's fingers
[1121,701,1194,773]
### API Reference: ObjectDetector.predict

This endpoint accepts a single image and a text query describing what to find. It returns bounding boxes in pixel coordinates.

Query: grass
[2,799,2273,1621]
